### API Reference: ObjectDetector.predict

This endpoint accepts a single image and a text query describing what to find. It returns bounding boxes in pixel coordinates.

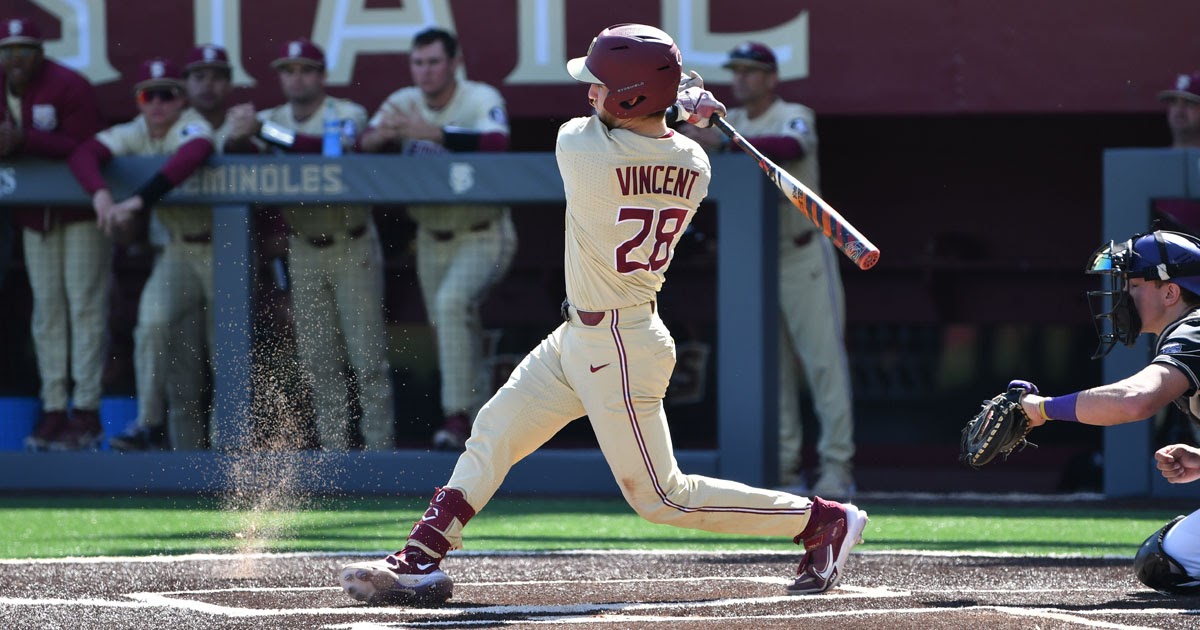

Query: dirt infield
[2,550,1199,629]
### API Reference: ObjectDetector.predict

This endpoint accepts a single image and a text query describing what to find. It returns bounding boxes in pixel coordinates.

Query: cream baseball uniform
[158,112,242,446]
[97,109,215,449]
[430,116,813,552]
[9,58,109,418]
[725,99,854,483]
[370,81,516,420]
[260,96,395,449]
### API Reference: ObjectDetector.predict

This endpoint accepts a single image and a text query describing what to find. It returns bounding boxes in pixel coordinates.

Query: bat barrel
[711,116,881,271]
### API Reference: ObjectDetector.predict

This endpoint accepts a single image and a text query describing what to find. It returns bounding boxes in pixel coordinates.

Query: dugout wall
[0,154,780,494]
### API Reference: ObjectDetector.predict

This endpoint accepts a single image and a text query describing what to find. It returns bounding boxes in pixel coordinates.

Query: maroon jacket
[3,58,103,232]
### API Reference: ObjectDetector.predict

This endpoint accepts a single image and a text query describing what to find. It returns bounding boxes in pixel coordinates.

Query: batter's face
[185,67,232,116]
[1166,97,1200,146]
[410,41,457,101]
[276,63,325,106]
[729,65,777,106]
[0,44,43,93]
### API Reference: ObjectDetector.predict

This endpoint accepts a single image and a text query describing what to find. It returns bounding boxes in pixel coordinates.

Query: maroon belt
[180,233,211,244]
[301,224,368,248]
[430,221,493,242]
[562,300,656,326]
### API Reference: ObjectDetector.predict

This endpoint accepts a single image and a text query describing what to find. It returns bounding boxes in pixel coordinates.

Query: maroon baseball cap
[1158,71,1200,104]
[723,41,777,72]
[134,57,184,92]
[0,17,43,47]
[270,38,325,70]
[184,44,231,74]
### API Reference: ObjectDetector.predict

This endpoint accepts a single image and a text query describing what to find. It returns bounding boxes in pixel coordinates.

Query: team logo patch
[1162,342,1184,354]
[788,118,809,135]
[488,106,507,125]
[31,104,57,131]
[0,167,15,197]
[180,123,206,138]
[449,162,475,194]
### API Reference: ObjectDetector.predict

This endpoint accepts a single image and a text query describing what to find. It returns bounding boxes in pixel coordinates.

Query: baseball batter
[339,24,868,607]
[67,58,216,450]
[359,27,516,450]
[225,38,394,450]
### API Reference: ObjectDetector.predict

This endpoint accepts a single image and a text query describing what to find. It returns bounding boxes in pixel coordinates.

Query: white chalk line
[319,607,1172,629]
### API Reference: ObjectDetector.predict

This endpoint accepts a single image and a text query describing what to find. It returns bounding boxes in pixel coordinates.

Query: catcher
[964,230,1200,594]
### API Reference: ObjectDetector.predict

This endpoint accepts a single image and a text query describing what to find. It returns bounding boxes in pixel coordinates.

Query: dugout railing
[0,154,781,495]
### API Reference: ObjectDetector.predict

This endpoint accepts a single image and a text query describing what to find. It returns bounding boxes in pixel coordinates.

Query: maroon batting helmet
[567,23,682,119]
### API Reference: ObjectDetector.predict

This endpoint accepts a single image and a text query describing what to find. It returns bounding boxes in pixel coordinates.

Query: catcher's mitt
[959,388,1036,469]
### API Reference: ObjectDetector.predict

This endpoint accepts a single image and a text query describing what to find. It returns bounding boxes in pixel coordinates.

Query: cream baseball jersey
[96,108,213,236]
[556,116,710,311]
[725,99,819,243]
[259,96,372,235]
[371,80,509,231]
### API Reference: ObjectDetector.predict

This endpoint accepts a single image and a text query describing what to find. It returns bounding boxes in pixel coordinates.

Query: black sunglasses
[0,46,39,61]
[137,88,181,105]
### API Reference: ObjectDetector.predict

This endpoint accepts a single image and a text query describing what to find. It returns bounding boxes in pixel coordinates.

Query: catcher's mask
[1086,230,1200,358]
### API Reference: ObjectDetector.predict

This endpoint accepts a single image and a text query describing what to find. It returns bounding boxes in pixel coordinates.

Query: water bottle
[322,100,342,157]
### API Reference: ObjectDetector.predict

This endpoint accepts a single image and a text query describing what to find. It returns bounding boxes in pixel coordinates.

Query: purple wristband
[1044,393,1080,422]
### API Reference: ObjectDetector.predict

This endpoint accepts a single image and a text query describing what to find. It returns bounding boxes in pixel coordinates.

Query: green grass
[0,495,1180,559]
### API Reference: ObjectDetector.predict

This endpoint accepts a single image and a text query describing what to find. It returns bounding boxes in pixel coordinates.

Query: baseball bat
[711,116,880,271]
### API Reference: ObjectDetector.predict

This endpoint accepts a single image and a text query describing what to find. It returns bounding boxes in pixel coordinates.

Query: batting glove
[679,70,705,91]
[675,86,726,128]
[1007,379,1039,395]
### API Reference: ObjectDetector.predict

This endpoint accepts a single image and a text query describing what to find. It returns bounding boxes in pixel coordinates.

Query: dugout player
[338,23,868,607]
[358,26,517,451]
[2,17,106,450]
[67,58,216,449]
[224,38,396,450]
[1009,230,1200,593]
[676,42,855,497]
[109,44,247,448]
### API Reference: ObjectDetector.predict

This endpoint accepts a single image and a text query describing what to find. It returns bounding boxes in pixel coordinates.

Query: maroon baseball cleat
[787,497,869,595]
[339,547,453,606]
[51,409,103,450]
[432,413,470,451]
[24,410,69,451]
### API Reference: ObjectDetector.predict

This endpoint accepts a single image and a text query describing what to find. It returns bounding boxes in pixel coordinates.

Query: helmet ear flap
[1135,516,1200,594]
[568,23,682,119]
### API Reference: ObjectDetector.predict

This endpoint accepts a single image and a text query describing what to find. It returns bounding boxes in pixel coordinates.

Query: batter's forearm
[67,138,113,194]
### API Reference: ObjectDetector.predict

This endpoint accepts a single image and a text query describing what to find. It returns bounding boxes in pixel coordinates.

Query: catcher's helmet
[1134,515,1200,594]
[567,23,682,119]
[1086,230,1200,357]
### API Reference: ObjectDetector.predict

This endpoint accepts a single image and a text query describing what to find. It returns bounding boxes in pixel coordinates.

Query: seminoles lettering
[180,163,345,196]
[614,165,700,200]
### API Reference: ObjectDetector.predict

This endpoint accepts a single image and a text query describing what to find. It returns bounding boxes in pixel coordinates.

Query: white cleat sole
[339,561,453,606]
